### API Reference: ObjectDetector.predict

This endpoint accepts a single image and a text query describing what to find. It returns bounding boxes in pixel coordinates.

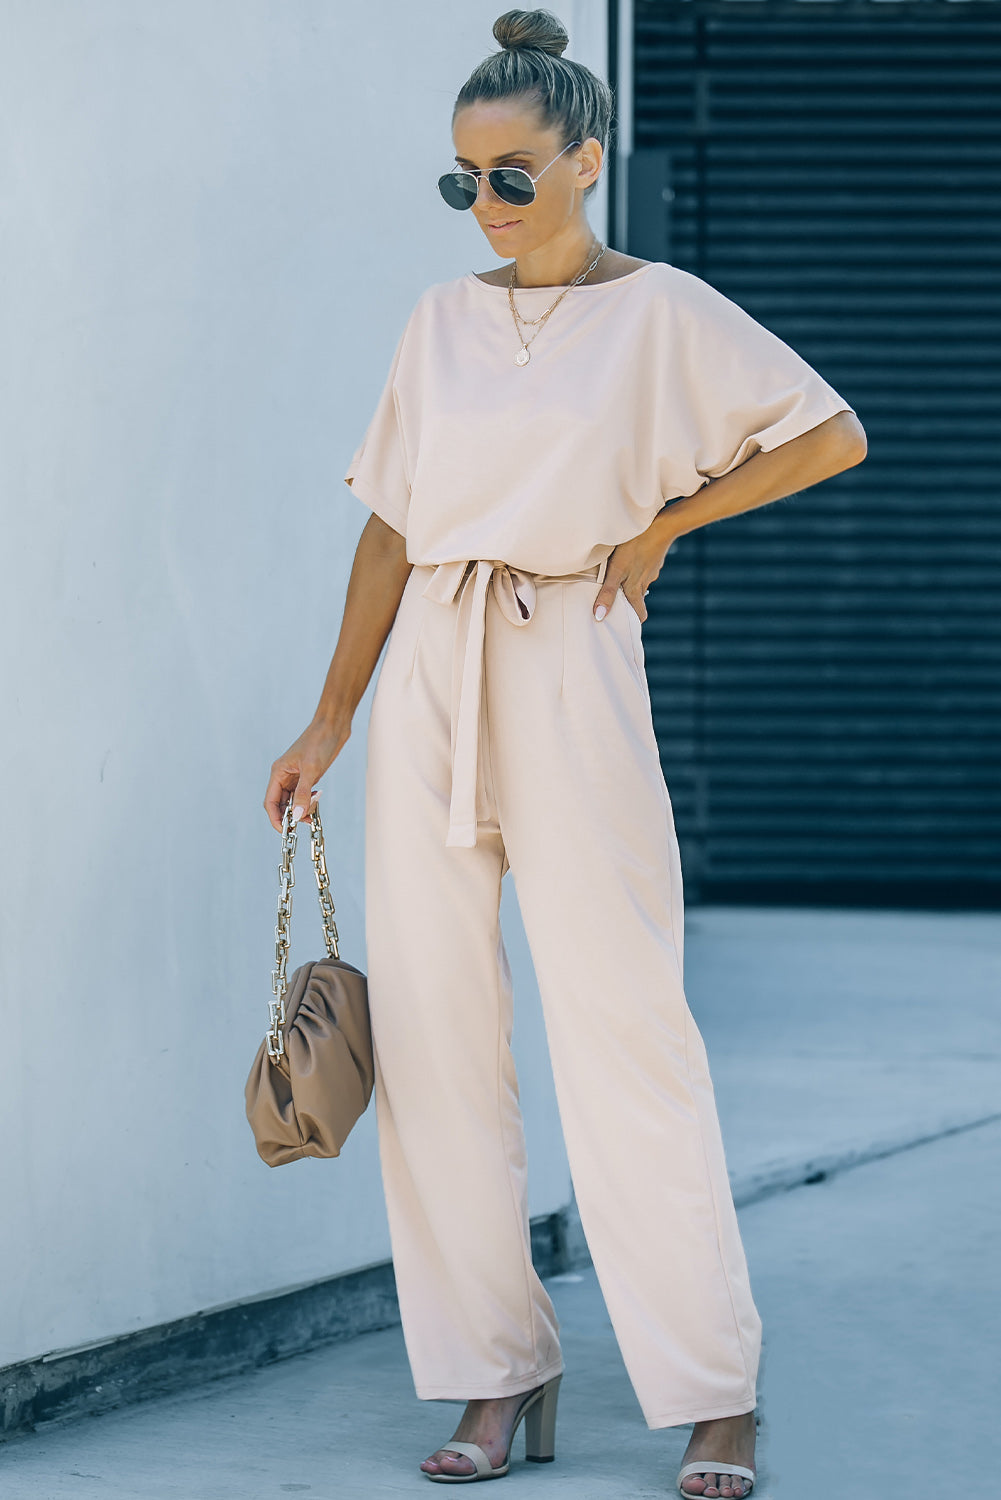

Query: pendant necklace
[507,240,607,366]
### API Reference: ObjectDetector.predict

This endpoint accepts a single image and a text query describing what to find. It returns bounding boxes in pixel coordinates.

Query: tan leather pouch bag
[245,803,372,1167]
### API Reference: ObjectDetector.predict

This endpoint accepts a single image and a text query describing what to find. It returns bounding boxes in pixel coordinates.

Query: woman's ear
[577,137,603,192]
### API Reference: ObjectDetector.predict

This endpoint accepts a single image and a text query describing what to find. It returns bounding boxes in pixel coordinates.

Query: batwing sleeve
[660,267,857,500]
[343,324,411,537]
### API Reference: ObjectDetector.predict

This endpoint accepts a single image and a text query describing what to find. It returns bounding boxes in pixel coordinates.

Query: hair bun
[492,8,569,58]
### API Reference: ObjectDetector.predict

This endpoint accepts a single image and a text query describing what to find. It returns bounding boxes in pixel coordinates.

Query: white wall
[0,1,608,1368]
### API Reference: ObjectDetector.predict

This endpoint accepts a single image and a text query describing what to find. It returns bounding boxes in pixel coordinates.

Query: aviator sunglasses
[437,140,581,211]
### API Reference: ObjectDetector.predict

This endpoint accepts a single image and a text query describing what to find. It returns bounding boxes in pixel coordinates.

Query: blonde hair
[453,9,615,202]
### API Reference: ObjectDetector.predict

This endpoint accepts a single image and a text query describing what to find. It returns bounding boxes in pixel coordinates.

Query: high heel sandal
[675,1461,755,1496]
[423,1373,562,1483]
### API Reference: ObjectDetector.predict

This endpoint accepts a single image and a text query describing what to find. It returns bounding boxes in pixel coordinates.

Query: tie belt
[420,557,606,848]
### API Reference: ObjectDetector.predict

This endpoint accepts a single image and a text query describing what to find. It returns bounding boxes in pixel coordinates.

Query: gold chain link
[309,803,341,963]
[507,239,607,357]
[266,799,340,1064]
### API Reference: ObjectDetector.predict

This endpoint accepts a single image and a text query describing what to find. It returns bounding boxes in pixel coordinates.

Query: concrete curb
[729,1110,1001,1208]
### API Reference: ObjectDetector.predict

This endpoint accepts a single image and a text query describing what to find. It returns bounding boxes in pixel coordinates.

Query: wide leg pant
[364,558,762,1429]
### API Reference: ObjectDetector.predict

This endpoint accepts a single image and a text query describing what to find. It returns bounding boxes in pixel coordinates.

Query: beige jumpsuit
[345,262,854,1427]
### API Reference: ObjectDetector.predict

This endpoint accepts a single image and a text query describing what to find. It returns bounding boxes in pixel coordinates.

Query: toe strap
[439,1440,496,1478]
[677,1460,755,1489]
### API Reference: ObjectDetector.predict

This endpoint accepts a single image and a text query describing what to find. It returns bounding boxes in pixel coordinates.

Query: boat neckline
[464,262,659,292]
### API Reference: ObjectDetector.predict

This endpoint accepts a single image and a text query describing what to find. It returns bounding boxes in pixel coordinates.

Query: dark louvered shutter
[629,2,1001,906]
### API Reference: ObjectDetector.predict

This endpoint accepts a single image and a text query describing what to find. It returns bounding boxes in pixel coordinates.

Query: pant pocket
[391,567,427,681]
[620,593,646,674]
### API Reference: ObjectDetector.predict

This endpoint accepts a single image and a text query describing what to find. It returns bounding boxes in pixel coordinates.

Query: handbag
[244,799,373,1166]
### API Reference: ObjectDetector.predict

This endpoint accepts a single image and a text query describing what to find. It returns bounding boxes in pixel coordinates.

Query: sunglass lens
[490,168,536,207]
[438,172,477,210]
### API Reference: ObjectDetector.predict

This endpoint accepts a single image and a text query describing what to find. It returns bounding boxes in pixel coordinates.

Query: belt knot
[421,558,539,627]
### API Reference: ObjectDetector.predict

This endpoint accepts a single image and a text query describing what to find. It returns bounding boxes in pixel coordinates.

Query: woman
[264,10,866,1495]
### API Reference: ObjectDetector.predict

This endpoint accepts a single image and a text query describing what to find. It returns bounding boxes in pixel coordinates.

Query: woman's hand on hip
[263,715,350,833]
[593,523,675,624]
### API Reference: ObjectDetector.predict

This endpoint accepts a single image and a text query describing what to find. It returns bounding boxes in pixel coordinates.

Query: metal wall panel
[630,1,1001,905]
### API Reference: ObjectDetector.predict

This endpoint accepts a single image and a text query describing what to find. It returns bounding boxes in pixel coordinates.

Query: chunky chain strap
[266,800,341,1063]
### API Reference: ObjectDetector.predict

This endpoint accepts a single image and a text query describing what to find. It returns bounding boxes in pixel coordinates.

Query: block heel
[523,1372,561,1463]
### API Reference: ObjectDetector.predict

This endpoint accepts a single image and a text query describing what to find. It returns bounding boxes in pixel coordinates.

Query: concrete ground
[3,906,999,1499]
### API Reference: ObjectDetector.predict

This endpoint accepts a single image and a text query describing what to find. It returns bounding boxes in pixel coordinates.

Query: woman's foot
[420,1388,541,1478]
[678,1409,757,1497]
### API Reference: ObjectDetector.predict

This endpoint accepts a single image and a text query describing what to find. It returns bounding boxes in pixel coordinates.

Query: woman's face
[451,99,599,255]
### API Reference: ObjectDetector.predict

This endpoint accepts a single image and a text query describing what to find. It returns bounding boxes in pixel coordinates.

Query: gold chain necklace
[507,240,607,367]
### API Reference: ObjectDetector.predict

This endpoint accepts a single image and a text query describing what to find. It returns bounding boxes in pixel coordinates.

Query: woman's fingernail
[291,806,304,823]
[594,604,607,621]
